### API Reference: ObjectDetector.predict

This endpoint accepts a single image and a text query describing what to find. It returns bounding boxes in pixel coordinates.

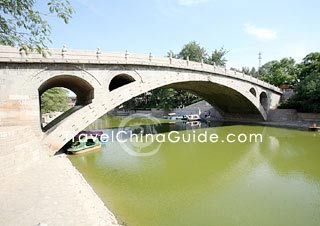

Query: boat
[164,112,185,120]
[68,138,101,155]
[185,114,201,121]
[308,123,320,131]
[184,108,202,121]
[186,121,201,127]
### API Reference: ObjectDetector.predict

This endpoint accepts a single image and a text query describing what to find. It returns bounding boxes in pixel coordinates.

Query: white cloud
[244,23,277,41]
[177,0,209,6]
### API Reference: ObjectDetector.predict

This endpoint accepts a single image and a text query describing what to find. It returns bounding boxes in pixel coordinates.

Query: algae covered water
[69,118,320,226]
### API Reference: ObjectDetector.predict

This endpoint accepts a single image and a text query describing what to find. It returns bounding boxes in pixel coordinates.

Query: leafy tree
[280,72,320,112]
[167,50,179,59]
[298,52,320,80]
[259,57,297,86]
[122,87,201,111]
[241,67,250,74]
[41,87,69,113]
[150,88,178,110]
[280,52,320,112]
[249,67,258,77]
[0,0,74,52]
[206,47,228,66]
[178,41,207,62]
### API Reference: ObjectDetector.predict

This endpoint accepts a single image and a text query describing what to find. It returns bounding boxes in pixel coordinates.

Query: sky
[43,0,320,69]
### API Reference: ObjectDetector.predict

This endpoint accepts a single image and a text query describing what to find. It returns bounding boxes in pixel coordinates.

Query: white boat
[185,108,202,121]
[185,114,201,121]
[186,121,201,127]
[165,112,185,120]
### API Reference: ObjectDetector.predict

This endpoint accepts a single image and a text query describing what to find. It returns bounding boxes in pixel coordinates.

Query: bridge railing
[0,45,281,93]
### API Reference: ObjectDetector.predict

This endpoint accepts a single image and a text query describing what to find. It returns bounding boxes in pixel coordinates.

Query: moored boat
[164,112,186,120]
[309,123,320,131]
[186,121,201,127]
[184,108,202,121]
[185,114,201,121]
[68,138,101,155]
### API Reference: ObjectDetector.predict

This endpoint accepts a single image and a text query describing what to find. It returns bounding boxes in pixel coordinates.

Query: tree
[206,47,228,66]
[298,52,320,80]
[249,67,258,77]
[0,0,74,53]
[280,52,320,112]
[281,72,320,112]
[259,57,297,86]
[41,87,69,113]
[241,67,250,74]
[178,41,207,62]
[167,50,178,59]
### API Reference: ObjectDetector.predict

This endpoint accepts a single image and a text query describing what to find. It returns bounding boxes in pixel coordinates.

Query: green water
[69,119,320,226]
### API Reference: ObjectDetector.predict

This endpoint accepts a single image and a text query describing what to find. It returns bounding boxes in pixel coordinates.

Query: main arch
[42,68,278,153]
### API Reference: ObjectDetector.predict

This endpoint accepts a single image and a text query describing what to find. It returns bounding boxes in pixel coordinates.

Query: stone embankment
[265,109,320,129]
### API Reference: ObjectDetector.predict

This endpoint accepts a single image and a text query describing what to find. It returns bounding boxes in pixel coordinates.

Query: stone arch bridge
[0,46,282,158]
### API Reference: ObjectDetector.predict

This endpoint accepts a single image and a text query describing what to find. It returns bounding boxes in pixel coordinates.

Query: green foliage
[259,57,297,86]
[150,88,179,110]
[167,50,178,59]
[169,41,228,66]
[206,47,228,66]
[0,0,74,53]
[298,52,320,80]
[177,41,207,62]
[280,73,320,112]
[279,53,320,113]
[241,67,250,74]
[41,87,69,113]
[123,88,201,111]
[249,67,258,77]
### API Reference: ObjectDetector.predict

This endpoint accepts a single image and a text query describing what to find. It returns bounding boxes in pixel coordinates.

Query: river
[69,115,320,226]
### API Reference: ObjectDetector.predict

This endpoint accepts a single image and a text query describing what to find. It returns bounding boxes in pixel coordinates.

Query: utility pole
[258,52,262,76]
[258,52,262,69]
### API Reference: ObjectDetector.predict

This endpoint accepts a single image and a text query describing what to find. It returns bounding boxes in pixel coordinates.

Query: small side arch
[109,74,136,91]
[249,88,257,97]
[39,75,94,105]
[39,75,94,131]
[259,91,268,111]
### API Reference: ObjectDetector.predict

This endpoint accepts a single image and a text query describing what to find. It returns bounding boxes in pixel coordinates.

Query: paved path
[0,155,119,226]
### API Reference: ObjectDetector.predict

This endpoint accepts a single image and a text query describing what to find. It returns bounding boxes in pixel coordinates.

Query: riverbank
[0,154,119,226]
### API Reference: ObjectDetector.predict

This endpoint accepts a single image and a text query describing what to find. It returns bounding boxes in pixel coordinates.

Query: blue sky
[44,0,320,69]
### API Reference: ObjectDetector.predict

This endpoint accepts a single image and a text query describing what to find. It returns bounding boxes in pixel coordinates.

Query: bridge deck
[0,45,281,93]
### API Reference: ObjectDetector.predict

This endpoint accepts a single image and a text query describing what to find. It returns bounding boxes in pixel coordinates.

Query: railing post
[62,45,67,57]
[201,59,204,68]
[186,56,189,66]
[125,50,128,61]
[19,48,26,58]
[149,52,152,62]
[169,52,173,64]
[96,47,102,59]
